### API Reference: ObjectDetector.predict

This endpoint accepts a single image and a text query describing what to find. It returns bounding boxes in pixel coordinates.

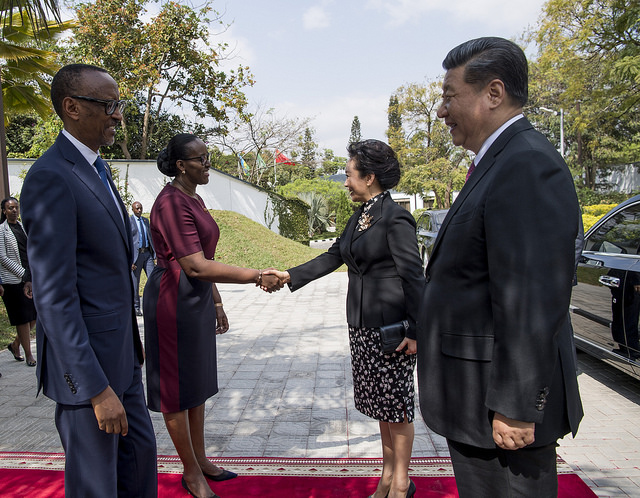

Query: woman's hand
[398,337,417,355]
[262,269,290,290]
[260,268,285,293]
[24,281,33,299]
[215,306,229,334]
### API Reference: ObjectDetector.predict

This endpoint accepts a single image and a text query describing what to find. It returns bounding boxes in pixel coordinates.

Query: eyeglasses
[182,153,211,165]
[71,95,127,115]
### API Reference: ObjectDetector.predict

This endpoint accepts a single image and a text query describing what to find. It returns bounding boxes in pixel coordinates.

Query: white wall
[8,159,280,233]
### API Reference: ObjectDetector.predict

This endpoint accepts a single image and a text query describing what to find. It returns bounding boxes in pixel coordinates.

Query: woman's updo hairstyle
[157,133,199,177]
[346,139,401,190]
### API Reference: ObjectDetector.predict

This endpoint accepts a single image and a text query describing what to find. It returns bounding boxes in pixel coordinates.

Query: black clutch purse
[379,320,410,354]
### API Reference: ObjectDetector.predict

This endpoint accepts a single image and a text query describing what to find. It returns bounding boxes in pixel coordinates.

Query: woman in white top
[0,197,36,366]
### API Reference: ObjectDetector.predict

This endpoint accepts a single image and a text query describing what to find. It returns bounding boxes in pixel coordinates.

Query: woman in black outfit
[0,197,36,367]
[268,140,424,498]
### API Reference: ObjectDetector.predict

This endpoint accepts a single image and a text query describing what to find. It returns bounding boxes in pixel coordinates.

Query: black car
[571,194,640,379]
[415,209,448,273]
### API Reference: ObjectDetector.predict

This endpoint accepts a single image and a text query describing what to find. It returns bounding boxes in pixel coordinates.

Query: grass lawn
[0,209,341,348]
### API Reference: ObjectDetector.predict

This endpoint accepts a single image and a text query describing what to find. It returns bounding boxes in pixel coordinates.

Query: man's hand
[492,412,534,450]
[90,386,128,436]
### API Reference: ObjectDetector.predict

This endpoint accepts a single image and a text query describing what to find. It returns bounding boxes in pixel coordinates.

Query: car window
[434,211,448,229]
[585,202,640,255]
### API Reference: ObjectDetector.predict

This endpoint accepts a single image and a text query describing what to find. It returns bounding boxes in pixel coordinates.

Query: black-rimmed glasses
[182,153,211,165]
[71,95,127,115]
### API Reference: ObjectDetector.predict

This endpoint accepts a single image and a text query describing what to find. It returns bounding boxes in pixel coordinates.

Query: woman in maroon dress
[144,133,281,498]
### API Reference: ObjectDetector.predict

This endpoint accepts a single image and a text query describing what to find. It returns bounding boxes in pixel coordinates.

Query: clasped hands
[257,269,291,293]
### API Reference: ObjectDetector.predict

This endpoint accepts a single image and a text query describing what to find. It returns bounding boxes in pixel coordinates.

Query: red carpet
[0,453,597,497]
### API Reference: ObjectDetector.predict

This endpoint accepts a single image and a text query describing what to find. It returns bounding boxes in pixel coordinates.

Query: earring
[182,170,186,174]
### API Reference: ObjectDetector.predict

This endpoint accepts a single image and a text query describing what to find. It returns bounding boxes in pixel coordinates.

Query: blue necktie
[138,217,147,248]
[94,157,111,192]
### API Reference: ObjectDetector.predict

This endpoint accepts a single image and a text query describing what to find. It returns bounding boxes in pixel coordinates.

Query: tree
[278,177,354,233]
[73,0,254,159]
[318,148,346,176]
[390,80,467,208]
[0,0,61,30]
[0,0,66,197]
[526,0,640,190]
[1,13,73,124]
[387,95,402,149]
[6,113,37,156]
[297,127,318,178]
[349,115,361,145]
[297,191,330,237]
[213,104,311,187]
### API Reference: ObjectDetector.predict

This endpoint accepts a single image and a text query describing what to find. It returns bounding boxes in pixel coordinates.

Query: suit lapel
[429,117,532,263]
[340,208,361,271]
[352,194,384,242]
[58,135,132,257]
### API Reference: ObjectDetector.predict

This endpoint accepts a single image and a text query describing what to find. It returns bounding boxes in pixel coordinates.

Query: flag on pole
[238,154,249,174]
[256,153,267,171]
[275,149,295,165]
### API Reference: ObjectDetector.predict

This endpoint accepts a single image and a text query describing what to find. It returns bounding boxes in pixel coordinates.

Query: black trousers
[448,439,559,498]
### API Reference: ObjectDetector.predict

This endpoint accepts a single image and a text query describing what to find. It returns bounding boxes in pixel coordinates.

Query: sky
[204,0,549,156]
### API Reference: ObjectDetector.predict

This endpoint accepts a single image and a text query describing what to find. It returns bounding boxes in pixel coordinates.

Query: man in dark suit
[130,201,155,316]
[21,64,157,497]
[417,37,583,497]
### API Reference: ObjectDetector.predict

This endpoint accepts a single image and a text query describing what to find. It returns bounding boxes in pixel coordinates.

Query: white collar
[474,114,524,166]
[62,129,99,166]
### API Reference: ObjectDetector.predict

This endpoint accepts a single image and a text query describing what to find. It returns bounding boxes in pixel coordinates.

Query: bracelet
[215,303,224,308]
[256,269,263,286]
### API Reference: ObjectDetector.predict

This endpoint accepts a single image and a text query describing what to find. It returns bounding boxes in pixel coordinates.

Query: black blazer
[417,117,584,448]
[288,193,424,339]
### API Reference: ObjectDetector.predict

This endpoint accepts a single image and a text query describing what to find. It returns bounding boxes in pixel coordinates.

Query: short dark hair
[347,139,401,190]
[50,64,110,118]
[157,133,199,177]
[442,37,528,107]
[0,196,18,224]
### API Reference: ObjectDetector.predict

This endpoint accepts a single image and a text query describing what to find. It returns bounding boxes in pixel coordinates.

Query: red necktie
[465,161,476,182]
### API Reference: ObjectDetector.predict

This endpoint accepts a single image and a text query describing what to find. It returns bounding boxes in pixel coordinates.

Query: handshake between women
[259,269,290,293]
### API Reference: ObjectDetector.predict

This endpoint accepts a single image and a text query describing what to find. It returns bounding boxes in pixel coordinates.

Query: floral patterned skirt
[348,325,416,423]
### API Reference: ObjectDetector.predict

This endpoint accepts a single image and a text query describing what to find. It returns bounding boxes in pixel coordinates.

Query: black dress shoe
[181,476,220,498]
[7,343,24,361]
[203,469,238,481]
[406,479,416,497]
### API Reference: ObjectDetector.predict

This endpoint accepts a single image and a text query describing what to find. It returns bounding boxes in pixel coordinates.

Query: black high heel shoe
[181,476,220,498]
[406,479,416,497]
[203,468,237,481]
[7,343,23,361]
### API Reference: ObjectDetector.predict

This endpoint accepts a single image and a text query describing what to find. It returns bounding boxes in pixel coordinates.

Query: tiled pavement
[0,271,639,496]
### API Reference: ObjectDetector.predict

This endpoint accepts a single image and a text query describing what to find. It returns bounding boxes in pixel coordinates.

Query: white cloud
[366,0,545,29]
[303,5,331,30]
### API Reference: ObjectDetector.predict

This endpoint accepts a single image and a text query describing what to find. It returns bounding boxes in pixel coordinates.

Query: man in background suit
[21,64,157,497]
[417,37,583,497]
[130,201,155,316]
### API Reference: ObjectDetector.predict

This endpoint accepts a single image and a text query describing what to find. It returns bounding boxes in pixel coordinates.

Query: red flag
[275,149,295,165]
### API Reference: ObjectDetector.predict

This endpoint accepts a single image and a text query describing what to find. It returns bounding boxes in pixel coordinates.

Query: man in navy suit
[417,38,583,497]
[130,201,155,316]
[21,64,157,497]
